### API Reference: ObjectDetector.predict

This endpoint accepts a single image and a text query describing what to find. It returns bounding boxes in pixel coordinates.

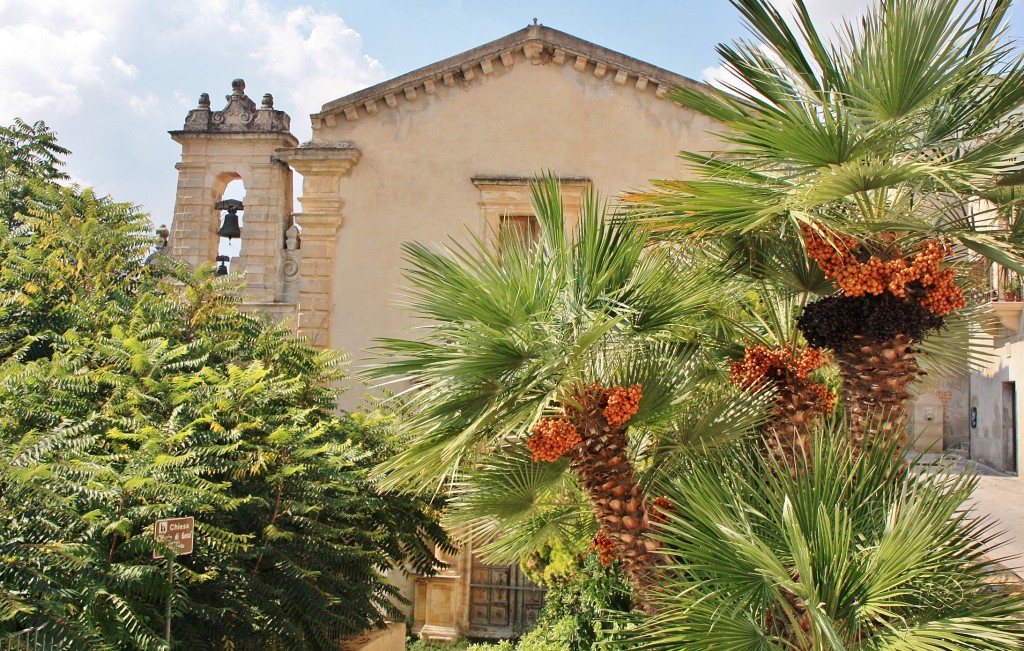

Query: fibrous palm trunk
[765,382,826,467]
[834,333,920,451]
[797,294,937,456]
[563,387,662,592]
[730,345,834,469]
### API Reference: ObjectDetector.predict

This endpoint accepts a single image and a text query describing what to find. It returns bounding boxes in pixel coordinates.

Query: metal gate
[467,556,546,639]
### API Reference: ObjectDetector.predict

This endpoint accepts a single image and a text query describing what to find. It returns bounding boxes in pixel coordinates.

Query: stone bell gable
[168,79,299,320]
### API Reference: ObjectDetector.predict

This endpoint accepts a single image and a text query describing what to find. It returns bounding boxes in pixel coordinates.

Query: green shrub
[520,551,631,651]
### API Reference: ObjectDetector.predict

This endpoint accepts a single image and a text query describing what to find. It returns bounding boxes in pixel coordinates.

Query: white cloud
[0,0,385,222]
[767,0,872,41]
[128,93,159,116]
[187,1,386,127]
[0,0,132,121]
[799,0,872,34]
[111,56,139,79]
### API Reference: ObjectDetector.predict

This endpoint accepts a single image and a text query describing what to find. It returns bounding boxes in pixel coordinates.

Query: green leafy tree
[518,550,630,651]
[635,0,1024,447]
[0,118,70,227]
[0,122,448,650]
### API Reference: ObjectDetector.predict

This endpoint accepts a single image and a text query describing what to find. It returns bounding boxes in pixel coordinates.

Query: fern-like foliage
[0,120,448,650]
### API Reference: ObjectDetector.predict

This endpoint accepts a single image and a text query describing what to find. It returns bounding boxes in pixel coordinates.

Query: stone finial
[285,222,300,250]
[183,79,291,133]
[155,224,170,250]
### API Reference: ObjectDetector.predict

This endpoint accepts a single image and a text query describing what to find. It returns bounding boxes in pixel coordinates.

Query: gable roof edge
[312,24,713,129]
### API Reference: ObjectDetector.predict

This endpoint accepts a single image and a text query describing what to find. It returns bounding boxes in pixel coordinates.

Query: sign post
[154,517,194,646]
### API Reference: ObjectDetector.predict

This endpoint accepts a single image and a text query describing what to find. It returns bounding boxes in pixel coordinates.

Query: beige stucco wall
[969,314,1023,474]
[310,55,723,407]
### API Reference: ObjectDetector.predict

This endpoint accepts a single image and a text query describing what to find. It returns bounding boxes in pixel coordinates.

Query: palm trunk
[731,345,834,469]
[834,333,920,452]
[765,381,826,467]
[528,384,663,597]
[567,414,660,588]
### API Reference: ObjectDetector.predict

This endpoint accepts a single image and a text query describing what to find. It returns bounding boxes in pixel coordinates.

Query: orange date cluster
[730,344,830,390]
[591,530,617,566]
[648,496,674,525]
[800,224,965,316]
[603,384,643,425]
[527,383,644,462]
[526,417,582,462]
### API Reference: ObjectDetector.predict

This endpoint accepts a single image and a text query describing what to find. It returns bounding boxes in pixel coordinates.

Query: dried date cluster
[797,293,944,352]
[527,418,582,462]
[801,224,965,316]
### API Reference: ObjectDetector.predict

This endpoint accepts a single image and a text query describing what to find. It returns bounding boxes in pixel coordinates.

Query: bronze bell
[215,199,244,240]
[215,255,230,276]
[217,208,241,240]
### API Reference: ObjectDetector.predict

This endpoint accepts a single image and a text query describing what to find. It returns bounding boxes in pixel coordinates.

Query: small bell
[217,207,242,240]
[216,255,230,276]
[215,199,244,240]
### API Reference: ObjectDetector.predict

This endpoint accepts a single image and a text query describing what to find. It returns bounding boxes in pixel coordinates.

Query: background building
[166,22,1018,640]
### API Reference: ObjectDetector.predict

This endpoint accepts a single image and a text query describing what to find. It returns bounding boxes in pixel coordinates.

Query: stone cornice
[472,175,590,188]
[311,24,711,130]
[275,143,362,175]
[169,130,299,147]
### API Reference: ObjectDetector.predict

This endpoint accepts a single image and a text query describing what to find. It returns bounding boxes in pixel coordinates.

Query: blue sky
[3,0,1024,226]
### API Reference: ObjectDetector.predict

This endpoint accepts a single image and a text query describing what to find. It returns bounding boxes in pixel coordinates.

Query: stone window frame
[470,176,591,246]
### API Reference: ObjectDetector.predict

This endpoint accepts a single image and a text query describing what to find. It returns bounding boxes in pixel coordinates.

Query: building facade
[166,22,1019,641]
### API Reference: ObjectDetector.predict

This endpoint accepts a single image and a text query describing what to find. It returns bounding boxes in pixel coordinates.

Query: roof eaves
[312,24,713,127]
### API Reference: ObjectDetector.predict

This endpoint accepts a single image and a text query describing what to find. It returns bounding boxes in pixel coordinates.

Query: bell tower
[168,79,299,304]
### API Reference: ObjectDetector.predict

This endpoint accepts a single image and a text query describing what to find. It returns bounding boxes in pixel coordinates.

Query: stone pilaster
[275,144,362,347]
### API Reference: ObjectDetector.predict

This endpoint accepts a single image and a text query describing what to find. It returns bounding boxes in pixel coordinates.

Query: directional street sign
[153,517,195,558]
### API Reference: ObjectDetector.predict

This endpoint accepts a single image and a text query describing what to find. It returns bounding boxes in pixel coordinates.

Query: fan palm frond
[609,416,1024,649]
[367,175,735,494]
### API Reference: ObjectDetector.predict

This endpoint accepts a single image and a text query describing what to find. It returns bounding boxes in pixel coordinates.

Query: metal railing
[0,626,68,651]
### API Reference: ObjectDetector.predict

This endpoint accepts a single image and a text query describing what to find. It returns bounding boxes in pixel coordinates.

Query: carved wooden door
[467,556,545,639]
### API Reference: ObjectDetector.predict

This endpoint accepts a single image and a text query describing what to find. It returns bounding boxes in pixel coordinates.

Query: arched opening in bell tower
[210,175,246,276]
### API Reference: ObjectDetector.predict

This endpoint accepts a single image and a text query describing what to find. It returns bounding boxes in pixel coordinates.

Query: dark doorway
[1002,381,1017,474]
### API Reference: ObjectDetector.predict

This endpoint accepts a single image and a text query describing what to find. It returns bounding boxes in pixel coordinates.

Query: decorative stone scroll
[278,223,302,305]
[183,79,291,132]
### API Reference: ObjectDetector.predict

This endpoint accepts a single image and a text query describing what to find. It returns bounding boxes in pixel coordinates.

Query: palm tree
[634,0,1024,448]
[365,176,764,589]
[607,419,1024,650]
